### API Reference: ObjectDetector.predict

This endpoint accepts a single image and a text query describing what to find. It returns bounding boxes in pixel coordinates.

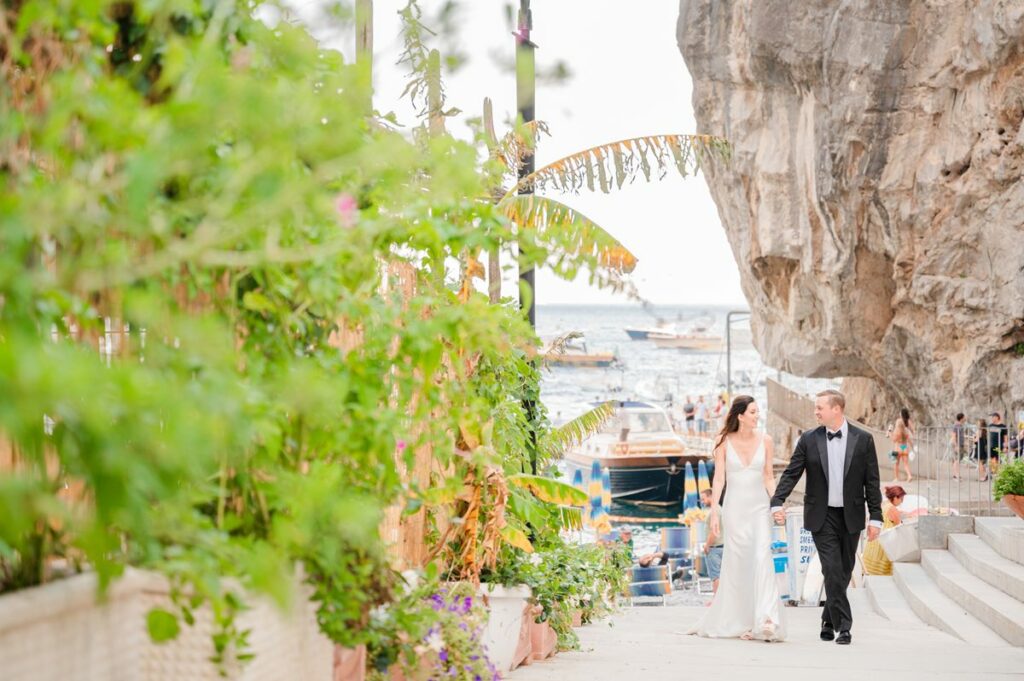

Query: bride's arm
[762,435,777,497]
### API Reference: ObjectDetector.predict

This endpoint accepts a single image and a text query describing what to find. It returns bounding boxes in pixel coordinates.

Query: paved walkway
[511,590,1024,680]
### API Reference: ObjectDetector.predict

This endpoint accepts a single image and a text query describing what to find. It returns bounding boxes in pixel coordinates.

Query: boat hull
[565,452,712,505]
[624,328,651,340]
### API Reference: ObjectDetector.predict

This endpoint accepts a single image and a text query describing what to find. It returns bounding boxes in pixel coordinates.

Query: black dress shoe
[820,623,835,641]
[836,630,852,645]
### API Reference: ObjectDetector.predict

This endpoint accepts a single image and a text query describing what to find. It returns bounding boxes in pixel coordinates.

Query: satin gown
[689,435,787,641]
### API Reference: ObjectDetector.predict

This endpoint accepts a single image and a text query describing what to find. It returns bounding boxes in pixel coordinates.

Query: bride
[688,395,786,642]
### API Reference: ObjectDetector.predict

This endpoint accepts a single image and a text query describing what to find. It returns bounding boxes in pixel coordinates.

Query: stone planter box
[478,583,531,673]
[571,609,583,628]
[0,568,333,681]
[1003,494,1024,520]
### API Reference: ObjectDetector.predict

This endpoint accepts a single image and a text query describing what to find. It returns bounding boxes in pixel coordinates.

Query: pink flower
[396,440,407,452]
[334,193,358,228]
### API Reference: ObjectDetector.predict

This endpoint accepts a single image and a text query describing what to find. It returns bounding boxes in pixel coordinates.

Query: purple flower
[439,649,448,663]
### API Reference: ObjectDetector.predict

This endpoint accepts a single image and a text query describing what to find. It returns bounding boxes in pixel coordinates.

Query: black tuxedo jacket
[770,423,883,533]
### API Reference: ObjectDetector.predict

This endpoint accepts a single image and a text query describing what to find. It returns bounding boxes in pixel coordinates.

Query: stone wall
[678,0,1024,425]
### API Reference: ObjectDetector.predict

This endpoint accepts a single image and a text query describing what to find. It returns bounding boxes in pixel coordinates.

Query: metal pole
[516,2,539,475]
[516,0,536,328]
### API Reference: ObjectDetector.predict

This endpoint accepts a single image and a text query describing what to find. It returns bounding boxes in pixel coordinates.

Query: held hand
[867,525,880,542]
[772,510,785,525]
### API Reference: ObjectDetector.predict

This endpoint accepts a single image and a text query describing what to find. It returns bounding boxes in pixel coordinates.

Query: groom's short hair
[816,389,846,410]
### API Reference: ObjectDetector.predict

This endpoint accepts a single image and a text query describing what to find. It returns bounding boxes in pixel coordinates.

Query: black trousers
[812,506,860,632]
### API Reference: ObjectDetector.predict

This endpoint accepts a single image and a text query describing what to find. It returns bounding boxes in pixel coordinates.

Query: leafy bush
[994,458,1024,501]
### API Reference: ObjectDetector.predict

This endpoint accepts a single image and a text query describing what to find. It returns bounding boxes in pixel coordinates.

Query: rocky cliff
[678,0,1024,426]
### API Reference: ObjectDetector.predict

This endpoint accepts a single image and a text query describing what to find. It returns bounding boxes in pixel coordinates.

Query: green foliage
[487,536,631,650]
[994,459,1024,501]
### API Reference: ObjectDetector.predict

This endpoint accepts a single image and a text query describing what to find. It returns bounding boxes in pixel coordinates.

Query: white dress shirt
[826,420,849,507]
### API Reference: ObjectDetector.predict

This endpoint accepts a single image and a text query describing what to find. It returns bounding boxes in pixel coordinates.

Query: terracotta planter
[571,610,583,628]
[529,620,557,661]
[334,645,366,681]
[1003,494,1024,520]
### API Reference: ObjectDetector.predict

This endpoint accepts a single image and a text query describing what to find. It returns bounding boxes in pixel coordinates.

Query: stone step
[891,562,1008,647]
[948,533,1024,603]
[921,549,1024,646]
[864,575,928,628]
[975,516,1024,566]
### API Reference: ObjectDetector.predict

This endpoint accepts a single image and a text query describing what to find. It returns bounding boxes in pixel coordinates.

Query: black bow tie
[827,430,843,441]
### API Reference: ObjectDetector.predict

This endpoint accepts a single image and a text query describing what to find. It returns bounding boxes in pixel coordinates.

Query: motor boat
[564,401,711,505]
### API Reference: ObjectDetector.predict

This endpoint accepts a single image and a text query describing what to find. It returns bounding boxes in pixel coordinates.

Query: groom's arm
[770,433,807,511]
[864,435,883,524]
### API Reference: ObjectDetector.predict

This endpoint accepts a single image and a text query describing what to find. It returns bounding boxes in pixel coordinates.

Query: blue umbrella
[681,462,700,520]
[697,460,711,504]
[571,468,585,492]
[588,460,604,524]
[601,467,612,515]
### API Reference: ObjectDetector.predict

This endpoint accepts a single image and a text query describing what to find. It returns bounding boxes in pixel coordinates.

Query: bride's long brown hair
[714,395,757,451]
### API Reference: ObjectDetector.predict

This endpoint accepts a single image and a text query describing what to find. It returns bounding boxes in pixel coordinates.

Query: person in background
[712,395,726,432]
[989,411,1008,476]
[975,418,991,482]
[683,396,696,436]
[888,408,914,483]
[619,526,634,560]
[950,413,966,481]
[862,486,906,576]
[700,488,724,594]
[695,396,709,437]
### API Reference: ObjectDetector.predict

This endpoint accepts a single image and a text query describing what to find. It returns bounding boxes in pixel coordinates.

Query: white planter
[478,583,531,673]
[0,568,332,681]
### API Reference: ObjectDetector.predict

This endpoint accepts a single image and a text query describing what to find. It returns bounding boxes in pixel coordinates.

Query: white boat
[623,320,678,341]
[651,327,723,352]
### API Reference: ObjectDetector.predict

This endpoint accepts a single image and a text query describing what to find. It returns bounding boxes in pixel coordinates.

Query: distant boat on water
[623,320,678,341]
[543,339,618,368]
[649,317,724,353]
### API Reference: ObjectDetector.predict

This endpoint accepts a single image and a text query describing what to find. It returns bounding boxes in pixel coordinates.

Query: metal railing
[766,378,1017,516]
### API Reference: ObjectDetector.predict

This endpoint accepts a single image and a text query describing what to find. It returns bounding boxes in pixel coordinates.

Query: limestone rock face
[678,0,1024,425]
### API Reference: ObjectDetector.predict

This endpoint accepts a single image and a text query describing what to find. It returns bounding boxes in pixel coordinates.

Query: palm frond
[541,401,615,459]
[499,195,638,274]
[500,525,534,553]
[508,474,588,506]
[490,120,550,174]
[504,134,729,199]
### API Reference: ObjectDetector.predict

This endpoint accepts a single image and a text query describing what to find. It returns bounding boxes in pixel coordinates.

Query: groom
[770,389,882,645]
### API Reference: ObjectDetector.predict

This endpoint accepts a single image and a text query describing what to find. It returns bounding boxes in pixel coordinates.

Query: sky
[285,1,746,306]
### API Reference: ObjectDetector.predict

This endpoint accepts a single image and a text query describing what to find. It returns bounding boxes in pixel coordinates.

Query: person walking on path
[989,411,1008,476]
[695,397,709,437]
[683,396,696,436]
[771,389,883,646]
[950,413,967,481]
[975,418,991,482]
[862,486,906,576]
[688,395,786,641]
[888,408,914,483]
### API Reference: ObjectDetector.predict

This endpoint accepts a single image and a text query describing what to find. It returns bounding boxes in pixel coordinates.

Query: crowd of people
[676,394,729,438]
[887,407,1019,483]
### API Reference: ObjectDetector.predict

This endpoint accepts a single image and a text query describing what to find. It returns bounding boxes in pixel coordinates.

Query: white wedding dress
[689,434,787,641]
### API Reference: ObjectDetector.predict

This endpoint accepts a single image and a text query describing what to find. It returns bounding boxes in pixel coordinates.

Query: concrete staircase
[866,516,1024,647]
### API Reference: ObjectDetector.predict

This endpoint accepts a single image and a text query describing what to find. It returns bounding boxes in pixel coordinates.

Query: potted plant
[994,459,1024,519]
